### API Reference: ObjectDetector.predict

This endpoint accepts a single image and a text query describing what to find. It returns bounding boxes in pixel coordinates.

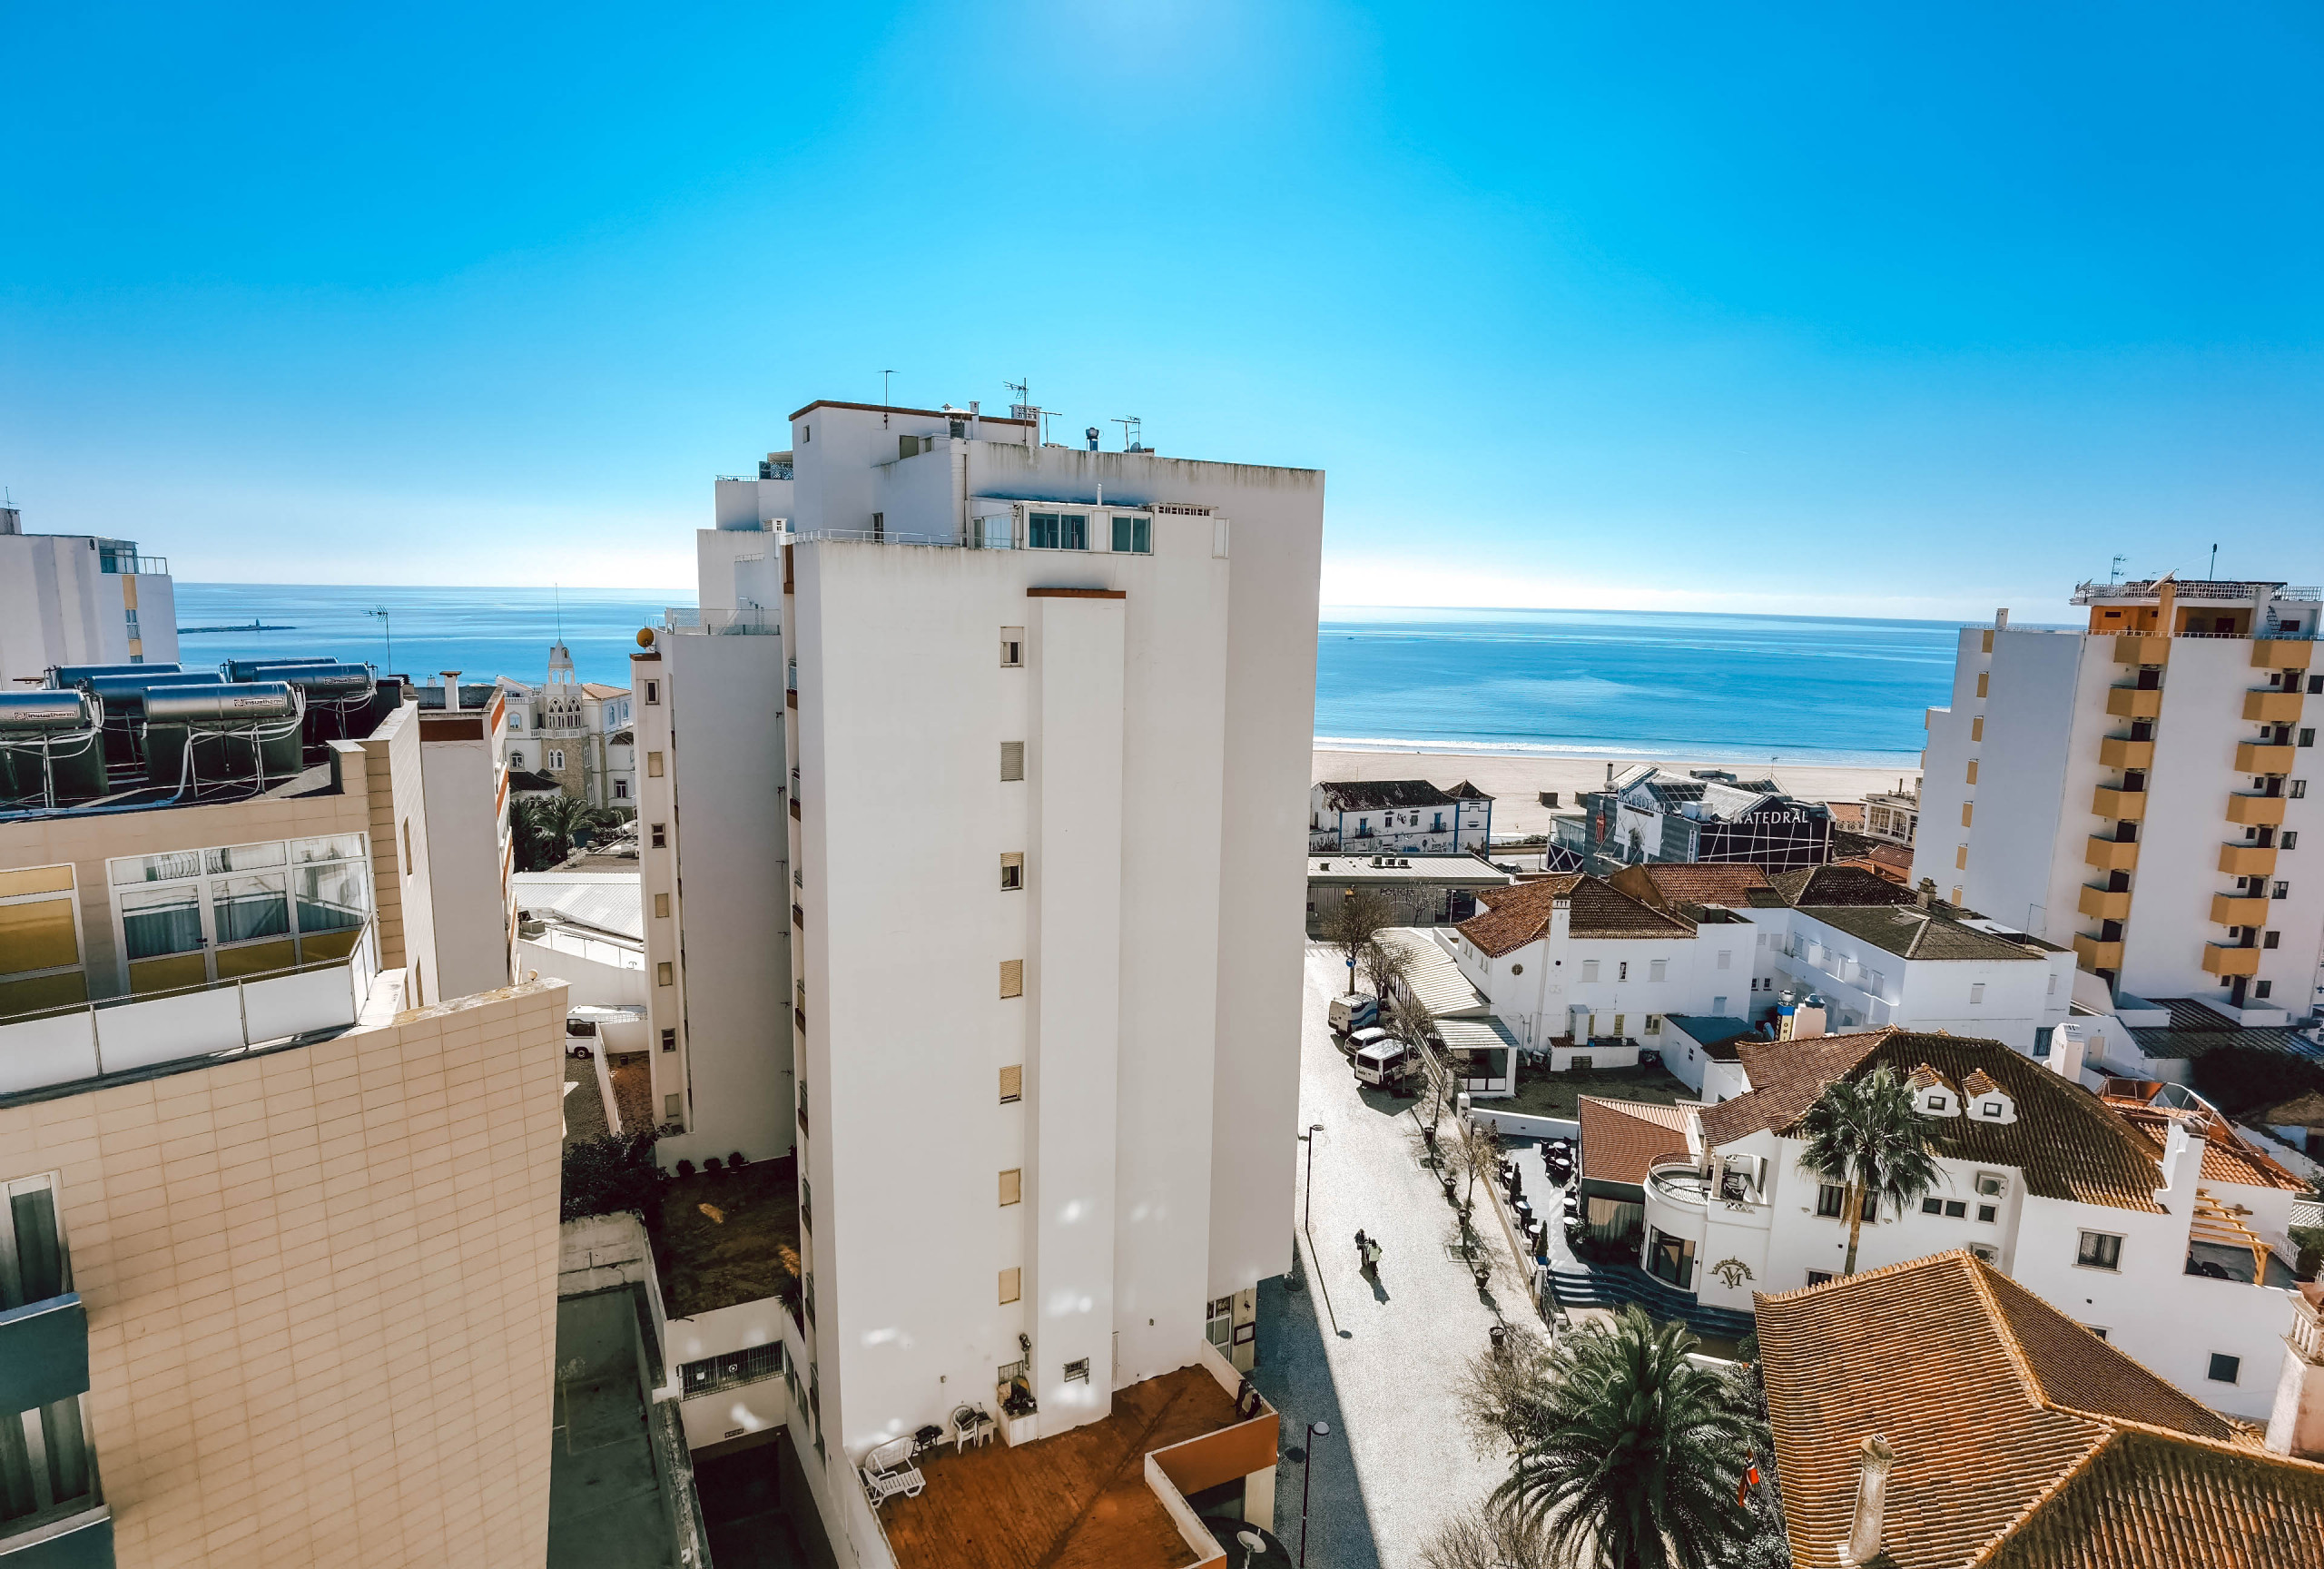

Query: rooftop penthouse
[2070,576,2319,637]
[0,656,495,1102]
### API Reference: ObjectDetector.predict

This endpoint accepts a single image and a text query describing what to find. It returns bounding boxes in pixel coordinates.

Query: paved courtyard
[1247,945,1539,1569]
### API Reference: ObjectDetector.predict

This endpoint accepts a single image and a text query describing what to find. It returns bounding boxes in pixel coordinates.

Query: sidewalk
[1247,946,1535,1568]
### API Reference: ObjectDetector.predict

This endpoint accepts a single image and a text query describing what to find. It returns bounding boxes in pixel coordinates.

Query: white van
[1344,1026,1392,1060]
[1354,1039,1414,1089]
[1328,992,1378,1034]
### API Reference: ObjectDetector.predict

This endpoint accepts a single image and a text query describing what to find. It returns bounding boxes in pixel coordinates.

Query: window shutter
[1000,742,1025,781]
[999,1065,1023,1103]
[999,1169,1022,1206]
[1000,959,1023,999]
[999,1268,1021,1305]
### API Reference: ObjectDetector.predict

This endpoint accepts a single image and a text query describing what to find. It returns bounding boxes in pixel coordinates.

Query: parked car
[1354,1039,1417,1090]
[1344,1025,1391,1061]
[1329,992,1379,1035]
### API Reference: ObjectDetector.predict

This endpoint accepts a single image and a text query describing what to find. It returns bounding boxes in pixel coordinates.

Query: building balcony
[2085,835,2141,872]
[660,607,778,636]
[2211,893,2271,927]
[2092,785,2147,820]
[2074,934,2125,972]
[2202,943,2262,978]
[2226,794,2287,826]
[2112,633,2169,666]
[2220,843,2278,877]
[2244,690,2303,724]
[2079,884,2133,921]
[2237,742,2298,773]
[2105,686,2165,719]
[1647,1160,1712,1209]
[2099,736,2155,769]
[2252,637,2317,669]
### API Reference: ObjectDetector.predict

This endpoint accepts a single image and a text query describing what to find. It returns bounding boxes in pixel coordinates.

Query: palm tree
[1494,1306,1752,1569]
[1794,1064,1944,1276]
[517,794,620,870]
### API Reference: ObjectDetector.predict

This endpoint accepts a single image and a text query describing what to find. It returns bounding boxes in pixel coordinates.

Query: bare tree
[1452,1319,1558,1457]
[1357,929,1419,1004]
[1318,886,1392,993]
[1417,1499,1549,1569]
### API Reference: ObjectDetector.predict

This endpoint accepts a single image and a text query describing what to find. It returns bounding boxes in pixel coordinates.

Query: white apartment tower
[687,399,1324,1557]
[1916,578,2321,1021]
[0,506,179,687]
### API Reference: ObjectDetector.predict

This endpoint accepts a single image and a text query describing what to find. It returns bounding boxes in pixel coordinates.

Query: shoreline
[1312,745,1920,841]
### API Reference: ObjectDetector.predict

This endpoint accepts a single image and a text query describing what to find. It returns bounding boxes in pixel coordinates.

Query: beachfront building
[1443,873,1754,1071]
[739,395,1319,1565]
[1566,765,1832,874]
[1755,1249,2324,1568]
[1308,778,1492,854]
[0,504,178,688]
[1630,1027,2308,1421]
[0,670,570,1564]
[1863,782,1920,844]
[1915,582,2321,1024]
[495,651,637,809]
[1304,850,1514,934]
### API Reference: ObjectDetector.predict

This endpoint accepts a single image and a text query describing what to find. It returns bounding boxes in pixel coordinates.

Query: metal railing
[661,607,778,636]
[97,553,169,576]
[2073,579,2320,604]
[787,527,962,548]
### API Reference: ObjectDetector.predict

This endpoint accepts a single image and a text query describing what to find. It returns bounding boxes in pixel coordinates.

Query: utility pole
[881,370,899,427]
[1298,1420,1330,1567]
[366,607,394,675]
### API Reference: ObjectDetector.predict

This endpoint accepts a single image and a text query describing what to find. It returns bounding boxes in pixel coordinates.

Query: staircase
[1545,1261,1758,1340]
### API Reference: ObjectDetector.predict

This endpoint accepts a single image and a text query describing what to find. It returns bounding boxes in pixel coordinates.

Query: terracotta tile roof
[1457,874,1693,958]
[1699,1031,2166,1213]
[1961,1069,2002,1099]
[1768,863,1918,908]
[1802,903,2050,962]
[579,682,630,699]
[1613,862,1772,910]
[1755,1250,2324,1569]
[2105,1101,2307,1192]
[1827,800,1866,829]
[1315,778,1462,811]
[1577,1096,1695,1189]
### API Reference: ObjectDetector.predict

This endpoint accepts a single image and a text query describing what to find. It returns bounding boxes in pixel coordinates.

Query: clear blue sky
[4,2,2318,619]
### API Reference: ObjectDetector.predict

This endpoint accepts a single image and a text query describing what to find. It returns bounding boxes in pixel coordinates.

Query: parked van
[1344,1025,1392,1061]
[1329,992,1379,1034]
[1354,1039,1414,1089]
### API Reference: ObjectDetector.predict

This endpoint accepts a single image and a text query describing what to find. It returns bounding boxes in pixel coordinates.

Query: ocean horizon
[172,585,1967,766]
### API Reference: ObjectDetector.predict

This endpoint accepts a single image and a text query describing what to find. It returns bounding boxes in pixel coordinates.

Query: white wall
[0,535,172,686]
[419,732,513,1001]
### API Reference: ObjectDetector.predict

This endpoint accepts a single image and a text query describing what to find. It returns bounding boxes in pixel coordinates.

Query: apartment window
[2284,831,2299,850]
[645,680,659,704]
[1028,512,1088,550]
[2265,930,2282,949]
[1206,1296,1233,1351]
[2292,779,2309,799]
[1610,1014,1625,1037]
[1975,672,1989,697]
[1063,1358,1090,1384]
[999,1169,1022,1207]
[654,892,670,919]
[1111,514,1151,553]
[2257,981,2274,999]
[1000,959,1023,999]
[544,748,565,772]
[2302,728,2316,747]
[650,824,666,849]
[1816,1184,1846,1219]
[660,1028,676,1053]
[1716,950,1731,971]
[1970,983,1985,1004]
[1617,961,1629,982]
[614,779,628,800]
[509,749,527,769]
[1977,1204,1997,1223]
[400,819,412,873]
[1000,742,1025,782]
[999,1268,1021,1305]
[1000,853,1024,891]
[2075,1231,2122,1270]
[0,1177,96,1541]
[2274,881,2291,899]
[664,1094,682,1122]
[647,752,665,778]
[1649,959,1667,982]
[1000,1065,1022,1104]
[1000,627,1024,667]
[2207,1353,2242,1385]
[1971,716,1984,742]
[656,962,673,987]
[1711,996,1728,1015]
[1965,759,1978,784]
[1960,803,1974,827]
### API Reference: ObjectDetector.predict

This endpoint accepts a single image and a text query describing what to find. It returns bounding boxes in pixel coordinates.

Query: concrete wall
[419,725,513,1002]
[0,978,570,1566]
[0,536,166,687]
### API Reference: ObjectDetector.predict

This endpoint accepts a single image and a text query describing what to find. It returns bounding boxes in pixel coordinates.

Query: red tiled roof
[1614,862,1773,910]
[1577,1097,1694,1189]
[1756,1250,2324,1569]
[1458,874,1693,958]
[2106,1101,2307,1192]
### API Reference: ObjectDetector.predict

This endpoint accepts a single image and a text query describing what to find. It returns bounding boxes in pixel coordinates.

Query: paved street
[1249,946,1535,1569]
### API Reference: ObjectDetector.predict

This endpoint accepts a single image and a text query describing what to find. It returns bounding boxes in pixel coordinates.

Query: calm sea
[172,587,1961,765]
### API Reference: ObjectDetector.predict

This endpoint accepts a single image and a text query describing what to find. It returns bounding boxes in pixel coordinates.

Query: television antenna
[2110,554,2128,583]
[881,370,899,428]
[1110,416,1144,452]
[365,606,394,675]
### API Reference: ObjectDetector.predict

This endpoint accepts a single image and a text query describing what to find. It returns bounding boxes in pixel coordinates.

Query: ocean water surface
[171,587,1963,764]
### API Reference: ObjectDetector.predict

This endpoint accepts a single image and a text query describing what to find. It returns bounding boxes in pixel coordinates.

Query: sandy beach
[1312,746,1920,841]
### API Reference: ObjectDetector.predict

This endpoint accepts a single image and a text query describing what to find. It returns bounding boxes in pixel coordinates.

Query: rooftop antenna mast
[2110,554,2128,584]
[881,370,899,429]
[2209,543,2218,581]
[365,607,394,676]
[555,583,564,645]
[1110,416,1144,453]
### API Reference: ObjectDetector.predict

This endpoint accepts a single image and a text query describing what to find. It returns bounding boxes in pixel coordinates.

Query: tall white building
[1915,579,2321,1023]
[0,506,179,687]
[649,398,1322,1562]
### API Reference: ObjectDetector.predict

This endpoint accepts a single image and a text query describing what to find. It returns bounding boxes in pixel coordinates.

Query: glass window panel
[0,899,78,976]
[294,860,369,933]
[211,873,290,944]
[7,1187,65,1307]
[1029,513,1059,549]
[1132,516,1150,553]
[119,884,202,959]
[1059,514,1087,549]
[0,1414,34,1524]
[291,833,368,864]
[0,866,73,899]
[1113,514,1133,552]
[40,1397,91,1507]
[112,850,202,885]
[205,841,285,874]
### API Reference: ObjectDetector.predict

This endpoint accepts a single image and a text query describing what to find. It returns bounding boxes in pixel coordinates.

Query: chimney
[1994,607,2010,630]
[1605,761,1615,787]
[2155,1119,2204,1209]
[1792,995,1827,1041]
[1839,1435,1896,1567]
[440,671,461,712]
[1915,876,1936,910]
[2049,1021,2088,1083]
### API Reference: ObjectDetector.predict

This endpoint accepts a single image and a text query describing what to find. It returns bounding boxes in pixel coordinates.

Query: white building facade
[1915,581,2321,1024]
[1634,1029,2306,1421]
[768,398,1320,1562]
[0,508,179,687]
[1308,780,1492,854]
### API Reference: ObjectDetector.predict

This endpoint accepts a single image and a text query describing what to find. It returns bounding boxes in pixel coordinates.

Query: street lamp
[1298,1419,1330,1568]
[1236,1528,1265,1569]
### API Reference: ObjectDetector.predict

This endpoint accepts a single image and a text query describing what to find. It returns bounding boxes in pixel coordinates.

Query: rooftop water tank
[266,663,373,696]
[222,657,343,683]
[0,690,102,734]
[143,682,299,725]
[49,662,182,687]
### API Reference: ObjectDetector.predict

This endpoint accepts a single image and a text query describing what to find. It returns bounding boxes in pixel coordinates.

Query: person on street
[1354,1229,1370,1273]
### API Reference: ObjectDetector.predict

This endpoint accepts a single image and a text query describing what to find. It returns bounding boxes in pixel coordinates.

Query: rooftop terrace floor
[879,1366,1239,1569]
